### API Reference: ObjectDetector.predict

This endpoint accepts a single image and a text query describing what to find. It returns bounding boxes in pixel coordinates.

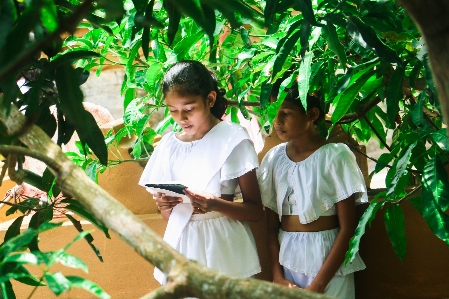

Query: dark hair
[284,83,325,124]
[162,60,228,120]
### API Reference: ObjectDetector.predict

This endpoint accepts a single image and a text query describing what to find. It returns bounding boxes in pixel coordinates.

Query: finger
[184,188,205,199]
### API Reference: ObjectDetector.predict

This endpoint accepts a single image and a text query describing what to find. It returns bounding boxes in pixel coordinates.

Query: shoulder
[318,143,354,160]
[260,143,287,170]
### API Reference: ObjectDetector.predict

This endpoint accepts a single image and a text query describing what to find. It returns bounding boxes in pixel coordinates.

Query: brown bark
[0,99,334,299]
[399,0,449,136]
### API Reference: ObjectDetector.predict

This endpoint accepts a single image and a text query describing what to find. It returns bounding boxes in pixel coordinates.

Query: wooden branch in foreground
[0,98,334,299]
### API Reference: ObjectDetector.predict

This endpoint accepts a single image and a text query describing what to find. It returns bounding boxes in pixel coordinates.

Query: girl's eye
[170,110,178,113]
[185,108,194,112]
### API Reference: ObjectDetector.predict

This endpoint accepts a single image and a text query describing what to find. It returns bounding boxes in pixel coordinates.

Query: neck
[288,130,327,154]
[184,114,220,141]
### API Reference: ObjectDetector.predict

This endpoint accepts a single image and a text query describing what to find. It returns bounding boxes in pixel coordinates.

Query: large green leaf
[346,197,384,264]
[322,20,346,67]
[173,31,204,60]
[41,0,58,32]
[66,276,111,299]
[45,272,71,296]
[384,204,407,261]
[386,142,416,200]
[2,263,45,286]
[430,129,449,153]
[421,156,449,245]
[293,0,321,26]
[0,0,17,51]
[347,16,401,65]
[298,51,313,111]
[331,70,376,123]
[386,65,405,128]
[411,91,428,130]
[55,64,108,165]
[2,216,24,243]
[164,0,182,45]
[0,281,16,299]
[49,51,100,69]
[27,208,54,251]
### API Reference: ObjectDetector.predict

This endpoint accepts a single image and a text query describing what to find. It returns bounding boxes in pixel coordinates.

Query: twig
[0,145,61,172]
[347,144,422,175]
[395,184,422,204]
[363,116,392,152]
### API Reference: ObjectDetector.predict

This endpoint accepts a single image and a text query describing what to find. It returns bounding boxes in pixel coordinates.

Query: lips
[182,125,193,131]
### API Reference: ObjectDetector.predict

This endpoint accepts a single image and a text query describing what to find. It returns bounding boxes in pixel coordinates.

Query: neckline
[282,142,332,164]
[172,121,225,144]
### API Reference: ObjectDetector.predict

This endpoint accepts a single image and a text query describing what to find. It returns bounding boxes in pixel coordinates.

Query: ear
[307,107,320,123]
[207,91,217,107]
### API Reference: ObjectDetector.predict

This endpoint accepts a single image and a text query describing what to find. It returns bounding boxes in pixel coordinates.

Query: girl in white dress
[258,84,367,298]
[139,60,262,284]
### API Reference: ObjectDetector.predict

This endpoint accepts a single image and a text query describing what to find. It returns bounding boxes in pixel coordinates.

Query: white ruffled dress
[140,122,261,281]
[258,143,367,278]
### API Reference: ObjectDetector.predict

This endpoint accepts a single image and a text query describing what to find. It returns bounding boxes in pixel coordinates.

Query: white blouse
[259,143,368,224]
[161,132,258,195]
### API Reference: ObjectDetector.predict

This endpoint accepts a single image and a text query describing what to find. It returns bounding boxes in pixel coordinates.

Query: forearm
[211,199,263,222]
[161,209,172,221]
[310,227,353,290]
[267,228,285,281]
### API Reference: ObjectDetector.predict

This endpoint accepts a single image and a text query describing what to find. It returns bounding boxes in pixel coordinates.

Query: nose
[178,110,188,121]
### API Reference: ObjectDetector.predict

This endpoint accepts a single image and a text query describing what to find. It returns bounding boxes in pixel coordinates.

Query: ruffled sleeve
[258,144,287,215]
[326,145,368,205]
[221,139,259,181]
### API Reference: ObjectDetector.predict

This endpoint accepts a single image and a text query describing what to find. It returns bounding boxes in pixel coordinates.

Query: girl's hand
[305,281,325,294]
[184,188,219,214]
[154,192,183,211]
[273,277,300,289]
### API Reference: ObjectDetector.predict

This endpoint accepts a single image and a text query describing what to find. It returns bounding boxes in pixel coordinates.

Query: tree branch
[0,145,61,173]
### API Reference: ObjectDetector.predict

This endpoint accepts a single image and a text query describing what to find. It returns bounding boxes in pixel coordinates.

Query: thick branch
[0,101,334,298]
[0,145,61,173]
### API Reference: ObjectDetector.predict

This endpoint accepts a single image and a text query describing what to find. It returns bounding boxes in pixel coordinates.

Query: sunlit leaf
[66,276,111,299]
[45,272,71,296]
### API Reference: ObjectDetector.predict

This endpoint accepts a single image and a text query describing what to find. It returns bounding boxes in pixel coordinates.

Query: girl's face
[274,100,317,141]
[165,89,216,137]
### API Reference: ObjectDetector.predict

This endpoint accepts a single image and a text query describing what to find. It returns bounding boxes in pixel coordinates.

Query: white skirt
[279,228,365,277]
[177,212,261,278]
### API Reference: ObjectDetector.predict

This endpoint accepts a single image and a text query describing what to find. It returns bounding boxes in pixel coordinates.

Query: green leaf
[145,63,162,89]
[0,281,16,299]
[0,229,38,258]
[386,66,405,128]
[386,142,416,200]
[27,208,55,251]
[173,31,204,60]
[3,252,39,265]
[346,199,383,264]
[3,216,24,243]
[2,263,45,286]
[62,200,110,239]
[384,204,407,261]
[49,51,101,69]
[298,51,313,111]
[23,170,45,191]
[55,64,108,165]
[293,0,321,26]
[409,60,422,89]
[411,91,428,130]
[347,16,401,65]
[0,0,17,51]
[164,0,182,45]
[331,70,376,123]
[66,276,111,299]
[45,272,71,296]
[421,156,449,245]
[272,20,309,79]
[322,21,346,67]
[430,129,449,153]
[65,214,103,262]
[41,0,58,32]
